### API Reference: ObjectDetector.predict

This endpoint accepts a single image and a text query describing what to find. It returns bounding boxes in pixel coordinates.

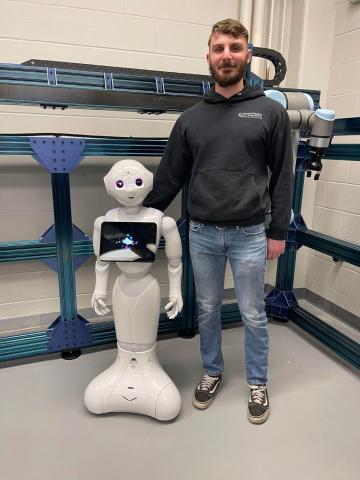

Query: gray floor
[0,322,359,480]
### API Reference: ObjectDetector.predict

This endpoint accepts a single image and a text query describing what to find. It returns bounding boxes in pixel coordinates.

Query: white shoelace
[250,386,266,404]
[199,374,219,391]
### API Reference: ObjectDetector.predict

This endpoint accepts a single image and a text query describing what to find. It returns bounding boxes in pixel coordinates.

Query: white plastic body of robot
[84,159,183,421]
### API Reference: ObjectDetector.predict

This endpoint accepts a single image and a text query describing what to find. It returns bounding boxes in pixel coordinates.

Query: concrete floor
[0,322,359,480]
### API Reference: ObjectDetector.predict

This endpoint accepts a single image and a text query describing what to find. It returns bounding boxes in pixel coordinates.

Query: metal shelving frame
[266,119,360,368]
[0,62,359,368]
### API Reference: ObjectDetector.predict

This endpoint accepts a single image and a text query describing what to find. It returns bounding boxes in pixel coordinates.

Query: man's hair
[208,18,249,46]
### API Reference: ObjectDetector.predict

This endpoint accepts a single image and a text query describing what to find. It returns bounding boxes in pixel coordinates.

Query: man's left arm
[267,109,294,260]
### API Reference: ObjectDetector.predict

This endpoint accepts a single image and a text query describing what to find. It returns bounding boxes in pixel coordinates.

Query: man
[144,18,293,424]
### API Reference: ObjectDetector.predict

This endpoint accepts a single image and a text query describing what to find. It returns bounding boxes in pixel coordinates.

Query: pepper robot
[84,159,183,421]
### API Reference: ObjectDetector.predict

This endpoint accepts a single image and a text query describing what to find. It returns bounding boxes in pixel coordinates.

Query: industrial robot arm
[92,215,110,316]
[265,90,335,180]
[307,109,336,179]
[162,216,183,320]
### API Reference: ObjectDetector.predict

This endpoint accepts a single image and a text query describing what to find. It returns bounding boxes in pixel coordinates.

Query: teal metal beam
[0,238,174,263]
[324,144,360,161]
[297,229,360,267]
[332,117,360,136]
[0,135,167,156]
[0,239,92,263]
[0,314,184,362]
[290,306,360,369]
[0,61,318,113]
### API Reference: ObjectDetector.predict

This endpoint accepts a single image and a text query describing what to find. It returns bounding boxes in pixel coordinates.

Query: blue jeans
[189,221,268,385]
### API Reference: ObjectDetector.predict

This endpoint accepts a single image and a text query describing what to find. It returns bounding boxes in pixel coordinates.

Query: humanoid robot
[84,159,183,421]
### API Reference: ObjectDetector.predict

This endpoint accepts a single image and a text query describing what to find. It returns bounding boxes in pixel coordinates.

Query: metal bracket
[39,224,91,272]
[104,72,114,90]
[30,137,85,173]
[155,77,165,94]
[47,68,57,86]
[266,289,298,320]
[202,81,211,95]
[286,214,307,251]
[48,314,92,352]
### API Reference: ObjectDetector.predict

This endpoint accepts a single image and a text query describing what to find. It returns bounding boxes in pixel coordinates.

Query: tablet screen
[99,222,157,262]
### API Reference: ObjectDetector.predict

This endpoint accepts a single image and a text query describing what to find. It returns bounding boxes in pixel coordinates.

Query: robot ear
[143,168,153,187]
[103,172,112,190]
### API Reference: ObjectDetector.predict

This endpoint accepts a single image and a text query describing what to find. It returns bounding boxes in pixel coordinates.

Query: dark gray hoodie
[144,82,293,240]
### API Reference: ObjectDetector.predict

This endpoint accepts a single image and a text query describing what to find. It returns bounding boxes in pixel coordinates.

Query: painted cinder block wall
[303,0,360,318]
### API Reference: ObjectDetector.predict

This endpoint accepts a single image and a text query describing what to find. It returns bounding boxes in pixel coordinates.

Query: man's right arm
[143,117,193,211]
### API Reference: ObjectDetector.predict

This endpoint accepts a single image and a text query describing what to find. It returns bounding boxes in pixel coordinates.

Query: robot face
[104,159,153,206]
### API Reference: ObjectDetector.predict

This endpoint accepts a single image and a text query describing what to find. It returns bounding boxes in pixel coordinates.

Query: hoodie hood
[204,81,265,104]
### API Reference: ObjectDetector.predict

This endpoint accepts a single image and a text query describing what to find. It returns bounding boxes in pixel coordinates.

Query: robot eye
[135,178,143,187]
[116,179,124,188]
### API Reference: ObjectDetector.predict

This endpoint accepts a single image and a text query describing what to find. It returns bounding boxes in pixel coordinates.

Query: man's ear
[206,52,210,65]
[247,48,252,65]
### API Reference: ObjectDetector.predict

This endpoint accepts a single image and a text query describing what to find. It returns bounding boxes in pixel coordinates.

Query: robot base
[84,344,181,421]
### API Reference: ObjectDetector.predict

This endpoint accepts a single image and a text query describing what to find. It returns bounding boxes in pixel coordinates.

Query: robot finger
[164,301,175,311]
[97,298,107,308]
[167,308,178,319]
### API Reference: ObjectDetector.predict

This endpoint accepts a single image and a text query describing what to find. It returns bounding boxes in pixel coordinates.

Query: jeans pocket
[189,220,204,232]
[241,223,265,235]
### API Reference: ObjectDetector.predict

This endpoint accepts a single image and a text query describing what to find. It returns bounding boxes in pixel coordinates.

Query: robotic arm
[265,90,336,180]
[161,216,183,320]
[307,109,336,179]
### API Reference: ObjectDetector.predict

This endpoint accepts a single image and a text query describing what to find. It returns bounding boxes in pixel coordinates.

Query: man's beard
[209,59,247,87]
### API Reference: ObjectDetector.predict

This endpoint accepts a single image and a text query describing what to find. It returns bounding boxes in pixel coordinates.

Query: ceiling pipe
[239,0,253,37]
[252,0,267,78]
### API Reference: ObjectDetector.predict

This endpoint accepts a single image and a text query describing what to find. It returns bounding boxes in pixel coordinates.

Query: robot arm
[307,109,336,179]
[287,108,335,179]
[92,216,111,316]
[265,90,336,180]
[161,216,183,320]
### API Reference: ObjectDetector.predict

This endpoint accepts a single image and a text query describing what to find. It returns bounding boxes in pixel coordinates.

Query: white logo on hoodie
[238,112,263,119]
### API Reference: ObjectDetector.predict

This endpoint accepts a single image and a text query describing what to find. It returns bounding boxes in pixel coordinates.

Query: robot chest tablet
[99,222,157,262]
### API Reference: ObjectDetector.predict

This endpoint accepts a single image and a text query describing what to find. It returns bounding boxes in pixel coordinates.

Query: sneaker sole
[192,396,214,410]
[247,407,270,424]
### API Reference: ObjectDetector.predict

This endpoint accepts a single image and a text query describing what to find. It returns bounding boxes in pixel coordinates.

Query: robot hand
[91,293,110,316]
[164,296,183,320]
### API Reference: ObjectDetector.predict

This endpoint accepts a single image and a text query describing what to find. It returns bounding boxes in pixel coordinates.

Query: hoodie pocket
[188,170,262,221]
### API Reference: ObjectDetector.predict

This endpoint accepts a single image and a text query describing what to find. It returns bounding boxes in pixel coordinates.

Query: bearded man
[144,18,293,424]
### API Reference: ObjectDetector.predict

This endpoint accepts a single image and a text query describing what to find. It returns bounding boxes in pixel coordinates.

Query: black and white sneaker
[248,385,270,424]
[192,373,222,409]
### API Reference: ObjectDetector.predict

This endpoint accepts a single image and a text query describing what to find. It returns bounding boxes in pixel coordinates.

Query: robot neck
[123,205,142,215]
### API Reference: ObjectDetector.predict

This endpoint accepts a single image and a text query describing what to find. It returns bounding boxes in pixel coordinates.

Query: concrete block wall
[305,0,360,318]
[0,0,242,330]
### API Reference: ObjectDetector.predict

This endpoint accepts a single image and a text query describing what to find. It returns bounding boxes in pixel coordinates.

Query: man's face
[207,32,251,87]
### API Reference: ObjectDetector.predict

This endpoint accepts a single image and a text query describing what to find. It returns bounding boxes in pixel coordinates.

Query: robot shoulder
[161,216,177,235]
[94,215,105,232]
[104,208,120,220]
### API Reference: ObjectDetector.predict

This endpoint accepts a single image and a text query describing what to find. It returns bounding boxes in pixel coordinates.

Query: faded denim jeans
[189,220,268,385]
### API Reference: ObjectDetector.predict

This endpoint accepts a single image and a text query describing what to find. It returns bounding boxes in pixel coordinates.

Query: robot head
[104,159,153,206]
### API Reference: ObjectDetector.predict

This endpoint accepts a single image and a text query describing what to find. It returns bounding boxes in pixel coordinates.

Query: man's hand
[267,238,286,260]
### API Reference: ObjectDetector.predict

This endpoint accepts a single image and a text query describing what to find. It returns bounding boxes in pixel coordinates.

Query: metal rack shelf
[0,61,358,368]
[0,61,320,113]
